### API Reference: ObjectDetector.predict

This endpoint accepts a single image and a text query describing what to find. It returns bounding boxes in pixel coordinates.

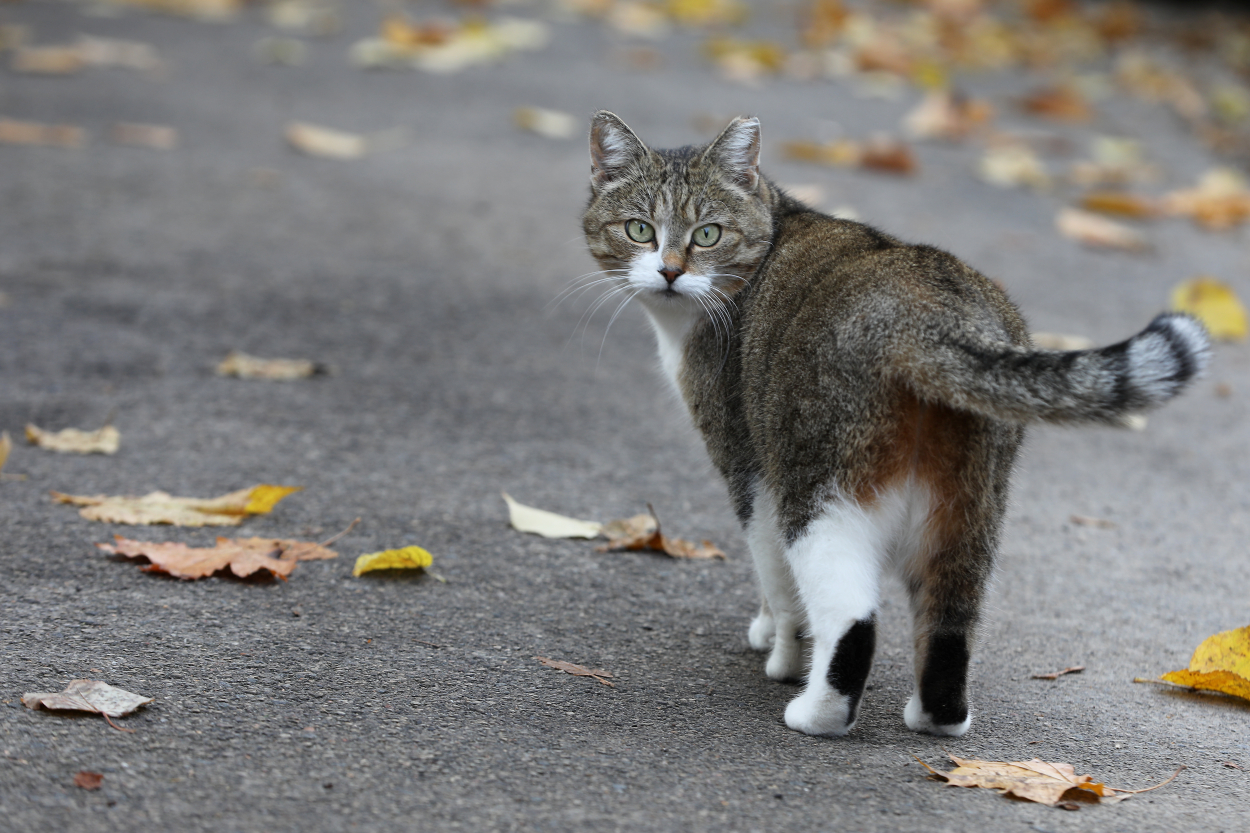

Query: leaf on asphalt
[111,123,178,150]
[859,136,917,175]
[514,107,579,140]
[98,0,242,21]
[74,771,104,790]
[1032,665,1086,680]
[1162,168,1250,231]
[285,122,369,160]
[1170,277,1248,341]
[22,679,153,730]
[52,484,302,526]
[10,46,84,75]
[535,655,615,687]
[703,37,785,84]
[353,545,433,576]
[25,423,120,455]
[217,350,324,379]
[978,143,1050,190]
[607,2,671,40]
[780,135,914,175]
[1055,207,1149,252]
[0,431,11,474]
[1155,625,1250,702]
[1020,84,1094,122]
[99,533,336,579]
[781,138,863,168]
[919,754,1134,807]
[1070,514,1116,529]
[1078,191,1159,219]
[0,118,86,149]
[1031,332,1094,350]
[1069,136,1158,187]
[350,15,549,73]
[503,492,603,539]
[904,90,994,142]
[268,0,342,37]
[596,504,725,559]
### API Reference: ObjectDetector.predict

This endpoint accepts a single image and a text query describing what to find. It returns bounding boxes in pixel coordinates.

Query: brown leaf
[596,505,725,560]
[22,680,152,729]
[52,484,302,526]
[535,655,615,687]
[98,534,336,580]
[0,118,86,149]
[904,90,994,142]
[1032,665,1086,680]
[26,423,120,455]
[11,45,84,74]
[859,137,917,175]
[920,754,1118,806]
[1070,514,1115,529]
[74,771,104,790]
[1078,191,1159,219]
[216,351,324,379]
[1021,85,1093,123]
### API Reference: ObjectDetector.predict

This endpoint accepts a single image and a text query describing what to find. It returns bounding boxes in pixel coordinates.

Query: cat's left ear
[589,111,647,190]
[706,116,761,191]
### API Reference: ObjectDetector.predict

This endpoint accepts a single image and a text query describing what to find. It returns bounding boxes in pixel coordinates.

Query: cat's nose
[659,266,684,285]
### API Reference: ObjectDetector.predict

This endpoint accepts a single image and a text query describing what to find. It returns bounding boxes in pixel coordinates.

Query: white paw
[784,686,856,737]
[903,693,971,737]
[747,612,775,651]
[764,636,803,681]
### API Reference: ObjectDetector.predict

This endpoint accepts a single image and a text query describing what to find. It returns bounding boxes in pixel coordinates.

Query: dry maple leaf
[52,484,302,526]
[535,655,615,687]
[99,533,337,580]
[26,423,120,455]
[919,753,1181,808]
[596,504,725,560]
[22,680,153,731]
[73,771,104,790]
[217,350,326,379]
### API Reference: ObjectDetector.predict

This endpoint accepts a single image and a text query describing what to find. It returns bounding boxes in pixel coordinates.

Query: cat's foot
[903,693,971,737]
[784,685,857,737]
[747,612,775,651]
[764,634,804,681]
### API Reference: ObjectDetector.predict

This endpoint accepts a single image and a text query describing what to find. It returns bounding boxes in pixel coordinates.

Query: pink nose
[659,267,684,285]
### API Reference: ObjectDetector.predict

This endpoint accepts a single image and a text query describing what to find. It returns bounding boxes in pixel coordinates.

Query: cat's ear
[706,116,761,191]
[589,111,646,189]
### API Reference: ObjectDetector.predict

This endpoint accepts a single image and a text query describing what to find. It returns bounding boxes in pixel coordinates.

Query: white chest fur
[642,303,700,396]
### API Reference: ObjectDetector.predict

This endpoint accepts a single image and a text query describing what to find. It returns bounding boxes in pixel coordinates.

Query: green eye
[692,224,722,247]
[625,219,655,244]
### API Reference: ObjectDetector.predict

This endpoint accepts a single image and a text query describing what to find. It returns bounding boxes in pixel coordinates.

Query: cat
[580,111,1211,738]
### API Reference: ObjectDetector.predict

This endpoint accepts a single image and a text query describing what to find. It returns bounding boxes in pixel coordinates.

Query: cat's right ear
[589,111,646,190]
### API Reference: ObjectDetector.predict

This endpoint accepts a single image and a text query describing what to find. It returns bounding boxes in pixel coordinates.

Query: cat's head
[581,111,776,313]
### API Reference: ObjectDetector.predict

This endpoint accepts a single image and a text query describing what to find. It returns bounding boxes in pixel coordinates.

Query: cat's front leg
[744,487,804,680]
[779,500,884,736]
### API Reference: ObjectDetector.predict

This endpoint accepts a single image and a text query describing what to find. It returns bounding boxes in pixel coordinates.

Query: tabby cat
[580,111,1210,737]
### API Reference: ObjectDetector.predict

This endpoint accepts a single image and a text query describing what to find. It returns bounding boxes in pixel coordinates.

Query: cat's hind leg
[780,496,893,736]
[744,486,805,680]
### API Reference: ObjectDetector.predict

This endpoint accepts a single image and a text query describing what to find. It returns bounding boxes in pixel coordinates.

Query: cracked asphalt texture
[0,1,1247,831]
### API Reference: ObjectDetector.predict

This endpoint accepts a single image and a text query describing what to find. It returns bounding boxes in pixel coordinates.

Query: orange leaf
[1079,191,1159,219]
[98,534,336,580]
[596,505,725,560]
[535,655,615,686]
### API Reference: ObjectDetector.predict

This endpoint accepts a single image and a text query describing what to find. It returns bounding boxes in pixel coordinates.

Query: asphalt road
[0,1,1247,831]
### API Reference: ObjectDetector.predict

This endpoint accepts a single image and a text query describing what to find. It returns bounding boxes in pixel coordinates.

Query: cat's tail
[900,312,1211,425]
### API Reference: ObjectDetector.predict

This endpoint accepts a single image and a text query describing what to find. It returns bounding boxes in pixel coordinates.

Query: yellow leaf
[51,484,301,526]
[352,545,433,576]
[1157,625,1250,701]
[217,350,323,379]
[25,423,120,455]
[1159,669,1250,701]
[1170,277,1247,341]
[0,431,10,474]
[502,492,603,539]
[513,107,579,140]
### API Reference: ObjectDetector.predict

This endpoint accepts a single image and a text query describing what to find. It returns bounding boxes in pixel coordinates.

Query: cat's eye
[692,224,722,247]
[625,219,655,244]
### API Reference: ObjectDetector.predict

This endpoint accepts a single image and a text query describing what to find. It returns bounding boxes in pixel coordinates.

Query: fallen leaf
[502,492,602,539]
[1069,136,1158,187]
[285,122,369,160]
[74,36,161,70]
[1032,665,1086,680]
[111,123,178,150]
[703,37,786,84]
[919,754,1181,807]
[514,106,579,140]
[607,2,671,39]
[1020,84,1093,122]
[52,484,302,526]
[1070,515,1115,529]
[1170,277,1247,341]
[1030,332,1094,350]
[1078,191,1159,219]
[73,771,104,790]
[267,0,342,37]
[353,545,433,576]
[25,423,120,455]
[0,430,10,474]
[781,183,825,207]
[22,679,153,730]
[903,89,994,142]
[667,0,749,29]
[1055,207,1149,251]
[99,533,336,579]
[350,16,549,73]
[780,138,862,168]
[10,46,84,74]
[859,136,917,175]
[98,0,242,21]
[216,350,324,379]
[978,143,1050,190]
[596,504,725,559]
[1158,625,1250,702]
[535,655,615,687]
[1162,168,1250,231]
[0,118,86,149]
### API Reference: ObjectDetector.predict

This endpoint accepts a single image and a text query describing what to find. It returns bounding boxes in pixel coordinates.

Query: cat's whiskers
[549,269,630,310]
[596,287,644,371]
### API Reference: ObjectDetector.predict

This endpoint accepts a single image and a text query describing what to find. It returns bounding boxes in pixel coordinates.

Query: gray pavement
[0,1,1248,831]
